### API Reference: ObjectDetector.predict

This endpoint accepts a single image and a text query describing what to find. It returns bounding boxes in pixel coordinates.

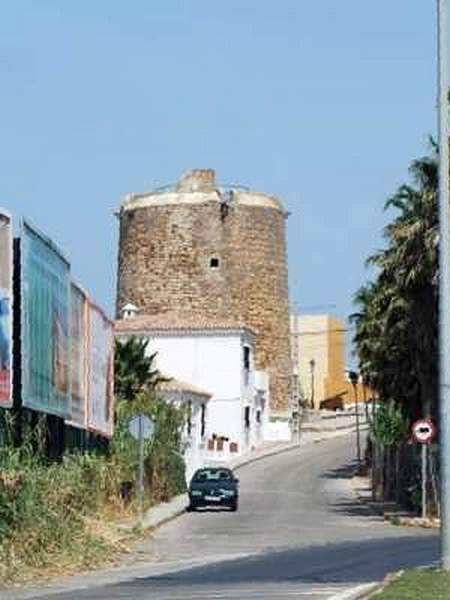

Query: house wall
[183,399,207,482]
[291,314,352,410]
[138,330,258,451]
[158,391,209,483]
[324,316,348,404]
[292,314,329,409]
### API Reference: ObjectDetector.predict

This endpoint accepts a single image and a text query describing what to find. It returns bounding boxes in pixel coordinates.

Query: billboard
[0,209,13,407]
[68,282,88,429]
[87,301,114,437]
[21,221,71,418]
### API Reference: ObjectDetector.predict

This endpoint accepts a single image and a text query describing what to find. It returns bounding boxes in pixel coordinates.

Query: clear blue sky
[0,2,439,363]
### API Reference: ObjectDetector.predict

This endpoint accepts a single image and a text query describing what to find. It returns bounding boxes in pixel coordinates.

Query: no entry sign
[411,419,436,444]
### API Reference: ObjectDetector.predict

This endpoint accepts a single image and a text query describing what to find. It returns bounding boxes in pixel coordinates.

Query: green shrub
[0,391,187,582]
[371,402,409,446]
[113,392,187,505]
[0,450,113,580]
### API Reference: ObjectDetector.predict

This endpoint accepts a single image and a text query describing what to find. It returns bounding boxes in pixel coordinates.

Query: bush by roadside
[0,392,186,585]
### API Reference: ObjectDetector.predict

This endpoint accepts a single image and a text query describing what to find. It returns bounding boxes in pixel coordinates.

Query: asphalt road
[5,433,439,600]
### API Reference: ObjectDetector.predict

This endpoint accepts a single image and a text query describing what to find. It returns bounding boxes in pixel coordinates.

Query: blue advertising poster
[0,209,12,407]
[21,220,71,418]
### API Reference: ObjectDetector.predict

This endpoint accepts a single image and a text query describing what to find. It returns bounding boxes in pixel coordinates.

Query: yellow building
[290,314,364,410]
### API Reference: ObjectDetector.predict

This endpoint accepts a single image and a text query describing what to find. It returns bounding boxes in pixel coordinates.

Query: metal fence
[370,436,440,515]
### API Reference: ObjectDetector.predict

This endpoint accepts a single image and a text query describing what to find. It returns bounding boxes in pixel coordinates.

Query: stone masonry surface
[116,170,291,414]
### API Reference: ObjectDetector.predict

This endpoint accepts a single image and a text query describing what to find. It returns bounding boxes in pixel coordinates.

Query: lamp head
[347,370,358,385]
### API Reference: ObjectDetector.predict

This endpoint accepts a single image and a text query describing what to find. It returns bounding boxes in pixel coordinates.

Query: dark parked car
[188,467,239,511]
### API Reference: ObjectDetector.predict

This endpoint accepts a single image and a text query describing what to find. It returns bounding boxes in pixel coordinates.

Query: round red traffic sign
[411,419,436,444]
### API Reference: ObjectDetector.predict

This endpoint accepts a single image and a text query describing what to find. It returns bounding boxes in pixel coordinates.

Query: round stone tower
[116,169,291,417]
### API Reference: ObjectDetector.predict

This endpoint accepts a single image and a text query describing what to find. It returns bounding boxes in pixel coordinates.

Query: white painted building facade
[115,316,271,470]
[156,378,210,482]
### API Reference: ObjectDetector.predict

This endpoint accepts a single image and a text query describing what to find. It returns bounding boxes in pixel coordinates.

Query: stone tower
[116,169,291,417]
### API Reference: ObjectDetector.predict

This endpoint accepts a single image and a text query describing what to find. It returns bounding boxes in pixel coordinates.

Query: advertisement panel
[67,282,88,428]
[87,301,114,437]
[0,209,13,407]
[21,221,71,418]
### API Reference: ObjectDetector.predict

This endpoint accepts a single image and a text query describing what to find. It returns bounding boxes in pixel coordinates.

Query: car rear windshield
[193,469,233,482]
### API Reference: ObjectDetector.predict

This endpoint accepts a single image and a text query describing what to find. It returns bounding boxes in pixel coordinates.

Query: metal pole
[138,415,145,526]
[422,443,428,520]
[437,0,450,570]
[362,382,369,423]
[310,359,315,409]
[353,383,361,467]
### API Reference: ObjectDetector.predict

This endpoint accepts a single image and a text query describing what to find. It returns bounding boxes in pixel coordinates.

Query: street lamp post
[309,359,316,410]
[437,0,450,571]
[361,376,369,422]
[348,370,361,468]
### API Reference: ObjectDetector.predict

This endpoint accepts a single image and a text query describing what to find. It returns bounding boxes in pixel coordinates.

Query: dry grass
[0,398,186,586]
[0,451,180,585]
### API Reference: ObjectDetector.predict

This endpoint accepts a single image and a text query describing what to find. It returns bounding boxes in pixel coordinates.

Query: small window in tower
[210,257,220,268]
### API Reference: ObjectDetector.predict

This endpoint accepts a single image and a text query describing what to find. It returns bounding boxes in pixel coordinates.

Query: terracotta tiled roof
[157,377,212,399]
[114,314,257,336]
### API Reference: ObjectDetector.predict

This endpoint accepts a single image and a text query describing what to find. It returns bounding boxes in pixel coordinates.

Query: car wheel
[187,503,196,512]
[230,501,238,512]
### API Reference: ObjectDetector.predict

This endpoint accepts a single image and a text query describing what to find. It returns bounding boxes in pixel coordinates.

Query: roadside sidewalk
[339,464,437,599]
[350,473,438,528]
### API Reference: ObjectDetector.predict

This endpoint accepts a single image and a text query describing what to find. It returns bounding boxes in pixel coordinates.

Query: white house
[115,315,270,462]
[156,377,211,482]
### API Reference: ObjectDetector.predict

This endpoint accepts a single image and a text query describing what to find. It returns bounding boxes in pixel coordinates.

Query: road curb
[362,569,405,599]
[330,567,431,600]
[141,494,188,530]
[329,583,382,600]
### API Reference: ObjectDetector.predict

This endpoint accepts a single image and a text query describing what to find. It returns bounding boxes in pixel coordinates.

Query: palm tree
[352,148,439,421]
[114,336,167,402]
